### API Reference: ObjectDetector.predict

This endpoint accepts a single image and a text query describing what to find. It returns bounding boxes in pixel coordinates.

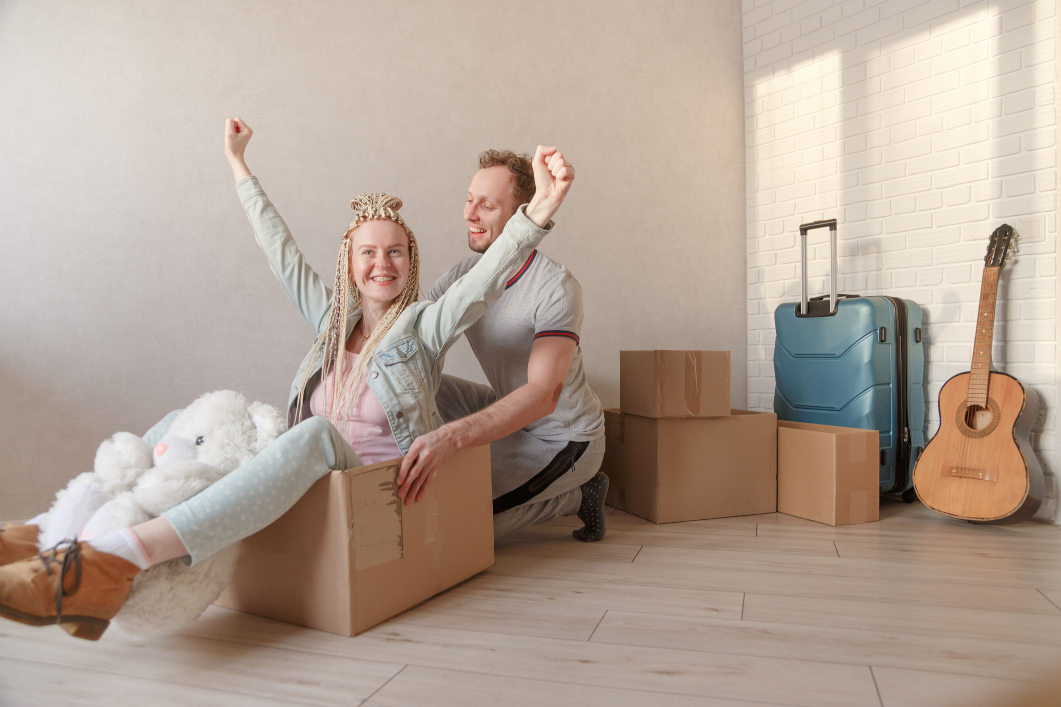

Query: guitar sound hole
[964,405,993,431]
[956,398,1002,439]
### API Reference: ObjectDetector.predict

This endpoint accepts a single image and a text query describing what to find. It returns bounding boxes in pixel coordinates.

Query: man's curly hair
[478,149,535,207]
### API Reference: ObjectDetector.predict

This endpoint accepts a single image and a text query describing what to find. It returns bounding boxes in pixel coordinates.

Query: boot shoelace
[37,540,82,623]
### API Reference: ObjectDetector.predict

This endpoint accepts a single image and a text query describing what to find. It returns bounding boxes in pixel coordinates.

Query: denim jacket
[235,176,551,455]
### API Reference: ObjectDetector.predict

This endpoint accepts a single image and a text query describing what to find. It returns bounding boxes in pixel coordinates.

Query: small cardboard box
[777,421,880,526]
[619,350,730,418]
[601,408,777,523]
[215,445,493,636]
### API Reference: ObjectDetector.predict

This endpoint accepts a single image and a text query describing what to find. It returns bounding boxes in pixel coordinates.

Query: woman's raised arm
[224,119,334,332]
[224,118,253,182]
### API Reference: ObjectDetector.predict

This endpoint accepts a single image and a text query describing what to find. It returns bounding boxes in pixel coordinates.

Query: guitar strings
[961,266,998,478]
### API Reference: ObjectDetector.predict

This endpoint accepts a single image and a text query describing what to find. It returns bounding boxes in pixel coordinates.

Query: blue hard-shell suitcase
[773,219,926,499]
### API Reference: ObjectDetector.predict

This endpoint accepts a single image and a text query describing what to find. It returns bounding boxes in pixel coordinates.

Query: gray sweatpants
[435,374,605,539]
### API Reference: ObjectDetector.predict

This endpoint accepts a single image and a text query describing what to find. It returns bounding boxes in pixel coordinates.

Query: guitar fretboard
[968,266,999,407]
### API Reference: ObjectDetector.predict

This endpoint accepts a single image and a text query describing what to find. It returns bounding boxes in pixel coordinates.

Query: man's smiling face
[463,165,521,253]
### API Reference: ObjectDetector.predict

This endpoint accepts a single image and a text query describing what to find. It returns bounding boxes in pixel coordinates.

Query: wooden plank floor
[2,499,1061,706]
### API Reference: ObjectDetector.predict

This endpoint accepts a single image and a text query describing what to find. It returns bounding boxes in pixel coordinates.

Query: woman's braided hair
[294,192,420,428]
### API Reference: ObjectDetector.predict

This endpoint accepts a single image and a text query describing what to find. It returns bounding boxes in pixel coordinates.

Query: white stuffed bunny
[34,390,286,637]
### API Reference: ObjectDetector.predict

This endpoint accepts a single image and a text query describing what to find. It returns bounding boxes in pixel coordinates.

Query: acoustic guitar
[913,224,1044,523]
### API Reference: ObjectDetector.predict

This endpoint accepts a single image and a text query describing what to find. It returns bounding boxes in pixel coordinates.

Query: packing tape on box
[684,351,702,416]
[349,465,404,571]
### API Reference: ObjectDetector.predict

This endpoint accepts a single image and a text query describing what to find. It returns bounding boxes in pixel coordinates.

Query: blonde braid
[293,193,420,431]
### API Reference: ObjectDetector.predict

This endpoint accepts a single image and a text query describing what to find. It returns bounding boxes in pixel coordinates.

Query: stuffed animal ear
[95,432,154,495]
[247,401,286,452]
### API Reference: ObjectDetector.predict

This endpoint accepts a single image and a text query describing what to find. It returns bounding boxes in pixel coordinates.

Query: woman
[0,118,574,640]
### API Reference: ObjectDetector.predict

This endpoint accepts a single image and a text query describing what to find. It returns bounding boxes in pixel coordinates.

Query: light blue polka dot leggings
[146,413,363,566]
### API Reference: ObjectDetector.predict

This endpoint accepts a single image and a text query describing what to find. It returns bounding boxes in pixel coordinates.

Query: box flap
[778,419,867,435]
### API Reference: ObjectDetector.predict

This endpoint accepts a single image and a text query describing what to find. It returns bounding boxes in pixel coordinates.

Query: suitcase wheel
[901,488,917,504]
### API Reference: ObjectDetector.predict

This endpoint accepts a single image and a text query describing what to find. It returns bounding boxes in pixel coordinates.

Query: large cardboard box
[216,445,493,636]
[601,408,777,523]
[619,350,730,418]
[777,421,880,526]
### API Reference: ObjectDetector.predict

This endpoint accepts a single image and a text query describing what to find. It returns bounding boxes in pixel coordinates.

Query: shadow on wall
[0,364,98,521]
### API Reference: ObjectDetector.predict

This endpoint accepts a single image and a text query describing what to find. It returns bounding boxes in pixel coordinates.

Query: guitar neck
[968,266,1000,407]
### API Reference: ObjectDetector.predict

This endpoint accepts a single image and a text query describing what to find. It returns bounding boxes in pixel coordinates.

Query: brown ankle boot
[0,541,139,641]
[0,524,41,566]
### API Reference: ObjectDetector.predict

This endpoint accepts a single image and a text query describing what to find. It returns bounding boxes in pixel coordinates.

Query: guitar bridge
[944,466,998,482]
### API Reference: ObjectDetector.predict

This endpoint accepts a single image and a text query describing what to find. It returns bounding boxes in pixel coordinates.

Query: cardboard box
[777,421,879,526]
[619,350,730,418]
[216,445,493,636]
[601,408,777,523]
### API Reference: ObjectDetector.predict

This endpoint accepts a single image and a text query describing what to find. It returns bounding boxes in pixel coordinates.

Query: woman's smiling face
[348,220,411,306]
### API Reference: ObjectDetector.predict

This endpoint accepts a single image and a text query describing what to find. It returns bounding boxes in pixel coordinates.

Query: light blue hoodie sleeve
[235,176,334,333]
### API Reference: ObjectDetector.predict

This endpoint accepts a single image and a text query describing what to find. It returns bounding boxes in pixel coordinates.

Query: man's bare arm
[396,336,576,503]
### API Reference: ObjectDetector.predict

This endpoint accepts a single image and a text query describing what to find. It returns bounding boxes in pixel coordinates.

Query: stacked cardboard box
[619,350,732,418]
[603,350,778,523]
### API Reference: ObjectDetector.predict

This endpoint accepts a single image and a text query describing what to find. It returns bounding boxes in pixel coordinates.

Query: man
[396,147,608,542]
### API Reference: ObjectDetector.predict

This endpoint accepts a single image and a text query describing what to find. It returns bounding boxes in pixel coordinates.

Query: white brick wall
[744,0,1060,520]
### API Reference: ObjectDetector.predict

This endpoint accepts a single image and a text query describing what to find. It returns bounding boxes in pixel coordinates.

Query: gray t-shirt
[427,248,605,443]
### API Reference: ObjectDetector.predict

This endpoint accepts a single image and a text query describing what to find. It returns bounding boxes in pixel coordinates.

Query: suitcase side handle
[798,219,838,317]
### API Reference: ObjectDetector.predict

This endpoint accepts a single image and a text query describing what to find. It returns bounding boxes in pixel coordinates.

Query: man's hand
[524,146,575,228]
[396,337,576,504]
[224,117,253,181]
[397,426,459,504]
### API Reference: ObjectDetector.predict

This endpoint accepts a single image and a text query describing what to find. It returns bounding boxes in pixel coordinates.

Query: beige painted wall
[0,0,747,519]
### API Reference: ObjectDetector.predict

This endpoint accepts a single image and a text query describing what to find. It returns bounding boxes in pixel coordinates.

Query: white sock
[87,528,151,570]
[37,480,114,549]
[79,500,126,542]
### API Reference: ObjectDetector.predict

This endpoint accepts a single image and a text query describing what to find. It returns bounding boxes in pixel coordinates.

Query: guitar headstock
[985,223,1018,269]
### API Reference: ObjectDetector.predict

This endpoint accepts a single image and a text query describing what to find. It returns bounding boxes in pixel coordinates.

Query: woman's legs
[39,412,361,568]
[126,515,187,566]
[0,416,363,638]
[153,415,362,565]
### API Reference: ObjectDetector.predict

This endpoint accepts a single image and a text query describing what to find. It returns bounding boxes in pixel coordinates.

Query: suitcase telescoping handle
[798,219,838,316]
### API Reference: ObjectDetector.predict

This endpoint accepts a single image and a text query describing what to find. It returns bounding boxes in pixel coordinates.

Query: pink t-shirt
[308,351,403,464]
